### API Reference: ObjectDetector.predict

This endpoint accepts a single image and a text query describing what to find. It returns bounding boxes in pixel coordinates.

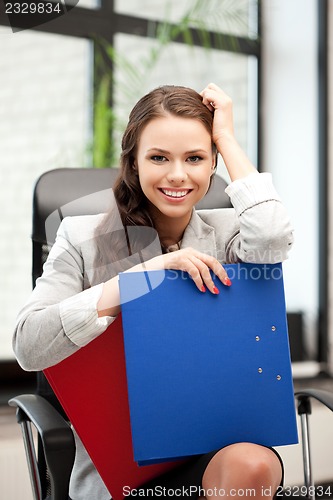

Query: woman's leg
[200,443,283,500]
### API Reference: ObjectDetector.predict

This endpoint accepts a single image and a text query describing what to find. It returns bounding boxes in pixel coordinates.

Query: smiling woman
[13,83,293,500]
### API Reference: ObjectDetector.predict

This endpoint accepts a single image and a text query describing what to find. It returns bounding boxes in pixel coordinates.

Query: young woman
[14,83,293,499]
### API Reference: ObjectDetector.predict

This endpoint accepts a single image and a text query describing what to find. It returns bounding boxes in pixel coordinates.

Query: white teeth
[161,189,189,198]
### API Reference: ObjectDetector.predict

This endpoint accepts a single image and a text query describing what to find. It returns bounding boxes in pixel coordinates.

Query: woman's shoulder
[196,207,238,228]
[192,208,239,247]
[57,213,106,245]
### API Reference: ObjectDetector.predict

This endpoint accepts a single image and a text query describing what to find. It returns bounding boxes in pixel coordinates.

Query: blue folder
[119,263,298,465]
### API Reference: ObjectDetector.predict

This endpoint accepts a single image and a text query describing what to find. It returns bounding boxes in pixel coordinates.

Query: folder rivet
[258,368,263,373]
[276,375,281,380]
[271,326,276,332]
[255,336,260,341]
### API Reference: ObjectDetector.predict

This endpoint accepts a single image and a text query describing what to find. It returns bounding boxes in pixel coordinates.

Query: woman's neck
[152,210,192,248]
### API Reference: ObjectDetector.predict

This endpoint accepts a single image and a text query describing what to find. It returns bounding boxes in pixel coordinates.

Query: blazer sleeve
[13,218,115,372]
[224,172,294,263]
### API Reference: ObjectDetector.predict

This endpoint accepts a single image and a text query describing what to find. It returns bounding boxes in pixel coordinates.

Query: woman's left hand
[200,83,235,146]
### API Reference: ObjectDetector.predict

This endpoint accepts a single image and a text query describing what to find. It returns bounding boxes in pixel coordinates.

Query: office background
[0,0,332,498]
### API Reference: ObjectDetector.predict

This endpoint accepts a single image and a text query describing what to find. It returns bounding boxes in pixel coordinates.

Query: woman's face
[136,114,215,227]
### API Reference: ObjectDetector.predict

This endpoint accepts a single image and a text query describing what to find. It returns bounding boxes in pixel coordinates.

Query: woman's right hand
[99,247,232,317]
[143,247,232,294]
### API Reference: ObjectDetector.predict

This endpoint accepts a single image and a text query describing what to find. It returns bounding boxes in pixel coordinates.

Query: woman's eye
[151,155,167,162]
[187,155,203,163]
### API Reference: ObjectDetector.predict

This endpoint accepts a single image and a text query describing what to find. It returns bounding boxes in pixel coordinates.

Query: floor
[1,376,333,500]
[0,404,34,500]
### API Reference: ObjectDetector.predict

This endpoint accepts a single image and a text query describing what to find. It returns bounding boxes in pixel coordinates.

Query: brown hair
[92,85,216,285]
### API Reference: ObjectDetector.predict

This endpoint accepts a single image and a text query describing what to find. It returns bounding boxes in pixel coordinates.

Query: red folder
[44,315,181,500]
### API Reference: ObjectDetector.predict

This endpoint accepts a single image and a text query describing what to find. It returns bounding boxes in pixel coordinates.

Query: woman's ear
[211,153,218,174]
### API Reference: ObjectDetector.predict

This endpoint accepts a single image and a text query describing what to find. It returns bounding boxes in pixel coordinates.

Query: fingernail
[201,285,206,293]
[213,286,220,295]
[223,277,232,287]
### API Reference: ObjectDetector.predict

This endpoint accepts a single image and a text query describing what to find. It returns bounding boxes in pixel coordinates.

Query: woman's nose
[166,162,188,184]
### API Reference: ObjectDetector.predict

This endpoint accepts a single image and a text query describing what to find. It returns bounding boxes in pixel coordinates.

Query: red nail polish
[213,286,220,295]
[201,285,206,293]
[223,277,232,286]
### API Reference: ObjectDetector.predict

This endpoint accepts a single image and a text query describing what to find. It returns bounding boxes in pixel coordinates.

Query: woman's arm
[13,218,117,371]
[200,83,257,181]
[200,83,294,263]
[226,173,294,263]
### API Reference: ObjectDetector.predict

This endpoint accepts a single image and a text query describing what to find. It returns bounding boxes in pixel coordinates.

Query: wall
[0,27,92,359]
[261,0,319,363]
[328,0,333,373]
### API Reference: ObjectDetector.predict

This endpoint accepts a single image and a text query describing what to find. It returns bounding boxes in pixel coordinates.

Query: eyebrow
[147,148,170,154]
[146,148,209,155]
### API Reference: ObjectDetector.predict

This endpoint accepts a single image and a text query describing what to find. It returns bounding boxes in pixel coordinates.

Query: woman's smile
[158,187,194,201]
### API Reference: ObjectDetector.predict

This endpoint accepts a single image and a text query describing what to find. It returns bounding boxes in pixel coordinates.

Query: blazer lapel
[181,210,217,259]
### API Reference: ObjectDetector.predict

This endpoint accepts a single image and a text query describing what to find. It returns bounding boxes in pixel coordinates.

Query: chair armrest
[295,388,333,412]
[9,394,75,500]
[9,394,74,447]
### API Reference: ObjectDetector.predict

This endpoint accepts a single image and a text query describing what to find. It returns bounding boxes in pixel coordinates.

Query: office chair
[8,167,231,500]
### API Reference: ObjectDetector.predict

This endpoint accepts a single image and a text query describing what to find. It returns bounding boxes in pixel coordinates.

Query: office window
[0,0,259,361]
[0,27,92,358]
[73,0,100,8]
[114,0,257,37]
[50,0,101,8]
[113,32,258,172]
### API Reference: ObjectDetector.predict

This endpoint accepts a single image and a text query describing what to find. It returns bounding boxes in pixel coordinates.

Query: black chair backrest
[32,167,119,287]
